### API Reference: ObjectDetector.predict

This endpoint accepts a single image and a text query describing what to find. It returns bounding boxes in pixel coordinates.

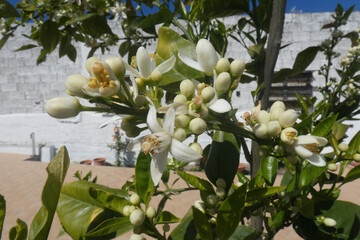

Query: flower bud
[259,147,268,158]
[130,193,141,205]
[210,217,217,224]
[136,78,145,89]
[280,127,298,145]
[230,59,245,77]
[201,87,215,103]
[150,69,162,83]
[270,107,284,121]
[267,121,281,137]
[105,57,125,79]
[257,110,271,124]
[163,224,170,232]
[135,95,148,107]
[207,194,218,206]
[130,234,145,240]
[193,200,206,214]
[175,114,190,128]
[216,178,226,188]
[323,218,336,227]
[189,118,207,135]
[66,75,89,98]
[189,142,203,155]
[45,97,81,119]
[274,145,284,154]
[174,94,187,103]
[174,128,187,141]
[270,101,285,112]
[215,58,230,73]
[338,142,349,152]
[121,116,135,132]
[215,187,226,198]
[215,72,231,94]
[327,163,338,171]
[180,79,195,98]
[130,209,145,226]
[146,207,156,219]
[254,124,268,139]
[123,205,131,216]
[278,109,298,128]
[86,57,101,74]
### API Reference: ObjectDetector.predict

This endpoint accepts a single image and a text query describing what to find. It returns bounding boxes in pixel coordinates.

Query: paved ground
[0,153,359,240]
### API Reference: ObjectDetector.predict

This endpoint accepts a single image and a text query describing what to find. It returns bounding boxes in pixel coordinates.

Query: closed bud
[174,94,187,103]
[274,145,284,154]
[216,178,226,188]
[163,224,170,232]
[189,118,207,134]
[259,147,268,158]
[230,59,245,77]
[215,187,226,198]
[353,153,360,162]
[338,142,349,152]
[66,75,89,98]
[193,200,206,214]
[105,57,125,79]
[279,109,298,128]
[130,234,145,240]
[201,87,215,103]
[189,142,203,155]
[258,110,271,124]
[130,209,145,226]
[270,107,284,121]
[215,58,230,73]
[150,69,162,83]
[254,124,268,139]
[270,101,285,112]
[206,194,218,206]
[175,114,190,128]
[215,72,231,94]
[267,121,281,137]
[86,57,101,74]
[135,95,148,107]
[180,79,195,98]
[130,193,141,205]
[327,163,338,171]
[174,128,187,141]
[123,205,131,216]
[146,207,156,219]
[323,218,336,227]
[280,127,298,145]
[210,217,217,224]
[45,97,81,119]
[135,78,145,89]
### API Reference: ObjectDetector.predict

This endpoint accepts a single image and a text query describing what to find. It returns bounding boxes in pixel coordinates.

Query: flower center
[141,135,161,156]
[88,62,116,89]
[305,143,319,154]
[286,132,298,140]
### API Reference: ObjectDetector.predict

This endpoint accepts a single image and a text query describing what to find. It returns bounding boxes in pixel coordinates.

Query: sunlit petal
[130,73,138,99]
[294,145,313,159]
[163,107,175,136]
[306,153,326,167]
[155,55,176,74]
[82,84,100,97]
[178,53,204,72]
[297,135,319,145]
[313,136,328,146]
[98,115,122,128]
[158,102,187,115]
[196,39,218,73]
[127,137,145,152]
[147,104,162,133]
[209,99,232,113]
[124,61,142,78]
[170,139,202,162]
[137,47,153,78]
[150,150,168,185]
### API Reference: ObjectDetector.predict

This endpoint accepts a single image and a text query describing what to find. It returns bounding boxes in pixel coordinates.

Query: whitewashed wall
[0,12,359,163]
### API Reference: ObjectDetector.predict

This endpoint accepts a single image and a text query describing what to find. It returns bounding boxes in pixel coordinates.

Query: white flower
[293,135,327,167]
[125,47,176,81]
[131,104,202,185]
[109,2,126,22]
[178,39,218,75]
[207,97,232,113]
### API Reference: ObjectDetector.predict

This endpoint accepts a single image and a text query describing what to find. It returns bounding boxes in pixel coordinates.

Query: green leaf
[57,181,124,240]
[88,187,129,214]
[83,217,132,237]
[332,122,349,140]
[217,183,247,240]
[81,15,113,38]
[343,165,360,184]
[0,0,20,18]
[65,13,97,25]
[194,0,248,19]
[9,219,28,240]
[228,225,261,240]
[346,131,360,157]
[36,49,47,65]
[312,114,337,137]
[66,44,77,62]
[40,20,59,52]
[0,194,5,237]
[299,164,326,189]
[14,44,37,52]
[246,186,286,202]
[169,208,197,240]
[192,207,213,240]
[205,131,240,192]
[155,211,181,224]
[260,156,278,186]
[29,146,70,240]
[138,8,173,29]
[118,40,131,57]
[0,33,10,50]
[155,27,203,86]
[135,152,154,206]
[177,171,214,193]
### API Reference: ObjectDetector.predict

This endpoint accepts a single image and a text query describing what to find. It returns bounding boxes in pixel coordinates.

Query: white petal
[99,81,120,97]
[127,137,145,152]
[297,135,318,145]
[130,73,138,98]
[163,107,175,136]
[294,145,313,159]
[196,39,218,73]
[209,99,232,113]
[313,136,328,146]
[82,84,100,97]
[136,47,153,78]
[170,139,202,162]
[98,115,122,128]
[158,102,188,115]
[178,53,205,72]
[150,150,168,185]
[306,154,327,167]
[124,61,142,78]
[147,104,162,133]
[155,55,176,74]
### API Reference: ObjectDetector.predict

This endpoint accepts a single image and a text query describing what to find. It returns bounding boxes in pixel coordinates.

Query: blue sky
[7,0,360,13]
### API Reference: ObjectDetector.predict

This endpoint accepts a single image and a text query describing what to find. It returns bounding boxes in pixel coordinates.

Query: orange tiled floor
[0,153,359,240]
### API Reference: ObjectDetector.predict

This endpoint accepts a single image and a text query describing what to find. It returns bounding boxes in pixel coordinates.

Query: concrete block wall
[0,12,359,163]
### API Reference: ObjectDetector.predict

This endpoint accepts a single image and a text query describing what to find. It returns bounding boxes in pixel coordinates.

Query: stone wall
[0,12,359,163]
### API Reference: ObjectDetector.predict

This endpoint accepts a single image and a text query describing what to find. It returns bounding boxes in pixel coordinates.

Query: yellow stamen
[88,62,116,89]
[305,143,319,154]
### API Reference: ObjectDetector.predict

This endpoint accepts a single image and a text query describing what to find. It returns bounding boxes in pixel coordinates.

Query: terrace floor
[0,153,359,240]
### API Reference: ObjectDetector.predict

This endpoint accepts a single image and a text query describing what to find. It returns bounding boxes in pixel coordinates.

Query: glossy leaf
[155,211,181,224]
[177,171,214,193]
[169,208,197,240]
[299,164,326,189]
[192,207,213,240]
[228,225,261,240]
[81,15,112,38]
[0,0,20,18]
[345,131,360,157]
[205,131,240,192]
[0,194,5,238]
[9,219,28,240]
[29,146,70,240]
[155,27,203,86]
[40,20,59,52]
[14,44,37,52]
[312,114,337,137]
[135,152,154,206]
[194,0,248,20]
[246,186,286,202]
[217,183,247,240]
[89,187,129,214]
[0,34,10,50]
[343,165,360,184]
[332,122,349,140]
[82,217,132,238]
[260,156,278,186]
